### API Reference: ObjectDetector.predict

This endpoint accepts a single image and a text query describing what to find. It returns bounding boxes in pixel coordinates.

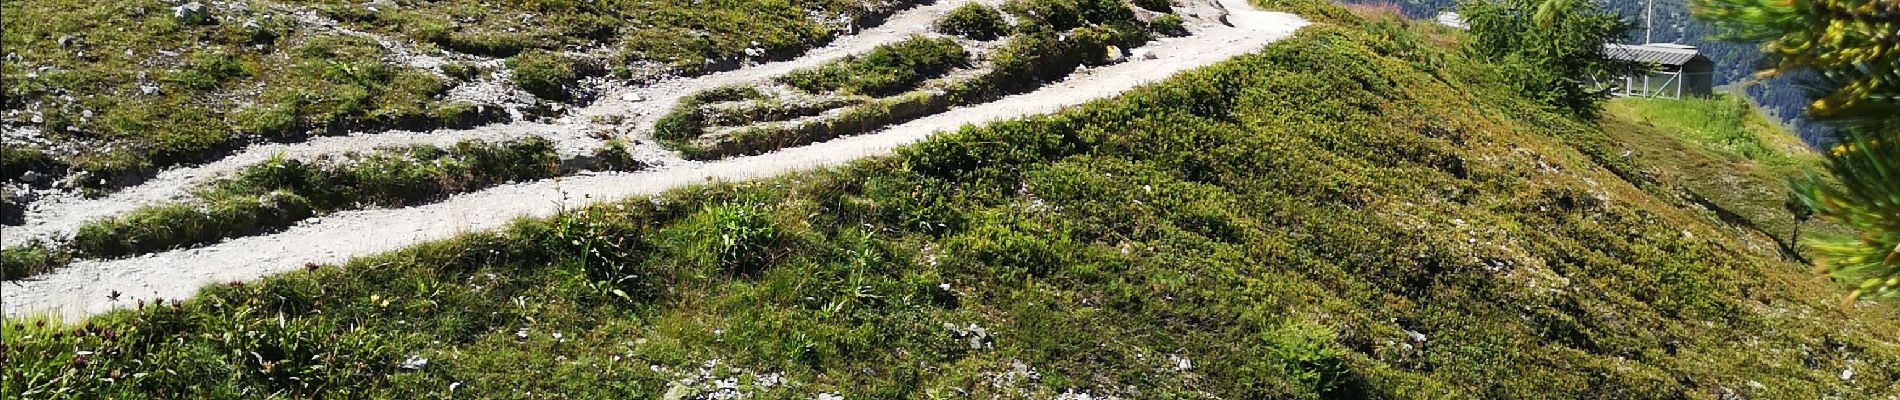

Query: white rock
[172,2,207,22]
[1404,329,1427,343]
[1133,48,1157,60]
[400,355,429,370]
[620,92,646,102]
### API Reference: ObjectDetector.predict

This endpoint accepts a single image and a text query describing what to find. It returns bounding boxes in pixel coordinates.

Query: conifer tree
[1697,0,1900,300]
[1695,0,1899,129]
[1458,0,1635,119]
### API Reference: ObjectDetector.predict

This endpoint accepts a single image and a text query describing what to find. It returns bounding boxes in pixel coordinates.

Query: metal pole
[1645,0,1654,43]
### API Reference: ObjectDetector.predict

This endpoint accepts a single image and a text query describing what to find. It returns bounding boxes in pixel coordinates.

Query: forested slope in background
[1337,0,1830,144]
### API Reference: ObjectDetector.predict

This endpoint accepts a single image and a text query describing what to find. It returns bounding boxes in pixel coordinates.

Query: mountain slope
[1333,0,1832,144]
[5,4,1897,398]
[1599,96,1847,261]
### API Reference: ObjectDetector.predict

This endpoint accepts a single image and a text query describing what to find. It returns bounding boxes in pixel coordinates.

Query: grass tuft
[509,50,579,100]
[68,139,559,258]
[936,3,1010,40]
[777,36,970,97]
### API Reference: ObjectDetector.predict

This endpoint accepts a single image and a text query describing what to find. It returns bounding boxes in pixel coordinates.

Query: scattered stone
[1133,48,1157,60]
[945,322,991,349]
[399,355,429,370]
[1169,354,1193,371]
[365,0,398,12]
[58,35,79,47]
[620,92,645,102]
[20,171,41,183]
[172,2,208,22]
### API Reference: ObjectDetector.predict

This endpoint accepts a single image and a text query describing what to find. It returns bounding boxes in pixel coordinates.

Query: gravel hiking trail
[0,0,970,248]
[2,0,1307,320]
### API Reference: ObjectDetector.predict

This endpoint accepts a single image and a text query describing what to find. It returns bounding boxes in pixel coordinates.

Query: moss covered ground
[5,3,1897,398]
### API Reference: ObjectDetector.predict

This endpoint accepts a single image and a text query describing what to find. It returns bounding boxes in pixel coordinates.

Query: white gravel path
[0,0,974,248]
[2,0,1306,320]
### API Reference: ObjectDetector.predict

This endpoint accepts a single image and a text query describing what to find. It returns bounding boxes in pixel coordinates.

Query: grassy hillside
[1600,96,1844,261]
[6,3,1898,398]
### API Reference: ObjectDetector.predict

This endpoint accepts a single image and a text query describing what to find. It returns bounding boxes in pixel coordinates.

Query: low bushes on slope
[69,139,558,258]
[935,3,1010,40]
[6,13,1899,400]
[666,20,1155,159]
[1002,0,1135,32]
[778,36,971,97]
[508,50,580,101]
[652,85,774,146]
[0,243,69,280]
[287,0,914,74]
[1,2,493,193]
[1,0,922,195]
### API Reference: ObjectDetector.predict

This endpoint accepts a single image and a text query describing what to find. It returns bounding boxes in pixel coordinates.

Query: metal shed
[1602,43,1715,99]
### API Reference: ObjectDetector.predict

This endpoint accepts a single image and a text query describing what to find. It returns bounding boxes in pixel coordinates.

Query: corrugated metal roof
[1604,43,1701,66]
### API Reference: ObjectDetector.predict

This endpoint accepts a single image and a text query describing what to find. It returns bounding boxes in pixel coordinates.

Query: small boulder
[365,0,399,12]
[172,2,209,23]
[1132,48,1158,60]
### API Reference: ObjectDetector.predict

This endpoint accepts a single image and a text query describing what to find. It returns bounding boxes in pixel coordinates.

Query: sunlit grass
[6,10,1897,397]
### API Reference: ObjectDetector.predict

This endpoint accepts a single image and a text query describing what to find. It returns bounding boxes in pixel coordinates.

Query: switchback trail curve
[2,0,1307,320]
